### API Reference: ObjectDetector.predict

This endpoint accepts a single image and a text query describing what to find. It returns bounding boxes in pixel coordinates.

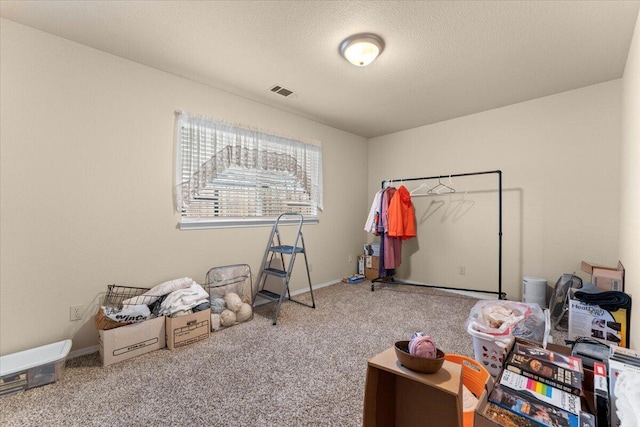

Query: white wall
[0,19,368,355]
[620,13,640,348]
[368,81,621,302]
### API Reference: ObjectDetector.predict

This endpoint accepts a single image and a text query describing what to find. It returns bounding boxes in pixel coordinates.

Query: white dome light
[339,33,385,67]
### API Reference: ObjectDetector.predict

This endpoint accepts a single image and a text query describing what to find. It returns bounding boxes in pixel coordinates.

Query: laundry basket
[466,300,532,377]
[444,354,490,427]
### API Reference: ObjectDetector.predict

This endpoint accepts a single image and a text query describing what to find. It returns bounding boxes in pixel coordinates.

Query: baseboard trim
[69,344,99,359]
[380,279,499,300]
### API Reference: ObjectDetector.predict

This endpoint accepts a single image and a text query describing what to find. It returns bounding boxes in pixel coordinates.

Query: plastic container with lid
[0,339,72,396]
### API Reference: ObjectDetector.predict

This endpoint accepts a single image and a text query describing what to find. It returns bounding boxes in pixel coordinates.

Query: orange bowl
[394,340,445,373]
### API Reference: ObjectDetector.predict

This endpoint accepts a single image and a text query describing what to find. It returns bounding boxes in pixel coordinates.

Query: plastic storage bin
[0,339,72,396]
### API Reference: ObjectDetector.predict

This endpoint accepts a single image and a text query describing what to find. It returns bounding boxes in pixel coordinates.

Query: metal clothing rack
[371,169,505,299]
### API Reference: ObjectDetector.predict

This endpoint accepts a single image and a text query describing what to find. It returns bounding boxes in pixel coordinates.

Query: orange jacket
[387,186,416,240]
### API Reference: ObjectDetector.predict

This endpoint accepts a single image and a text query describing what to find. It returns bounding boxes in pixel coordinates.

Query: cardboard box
[165,309,210,350]
[581,260,624,292]
[568,297,628,347]
[364,255,379,281]
[99,316,166,367]
[363,347,478,427]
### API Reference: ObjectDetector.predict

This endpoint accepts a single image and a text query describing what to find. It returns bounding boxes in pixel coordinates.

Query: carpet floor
[1,282,488,426]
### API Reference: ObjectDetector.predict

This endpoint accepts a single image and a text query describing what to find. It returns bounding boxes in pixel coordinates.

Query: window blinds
[175,112,323,228]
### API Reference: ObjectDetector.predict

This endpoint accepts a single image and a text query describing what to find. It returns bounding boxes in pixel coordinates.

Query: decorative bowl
[394,340,445,373]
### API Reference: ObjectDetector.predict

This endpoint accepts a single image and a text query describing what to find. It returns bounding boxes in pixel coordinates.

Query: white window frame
[175,111,323,229]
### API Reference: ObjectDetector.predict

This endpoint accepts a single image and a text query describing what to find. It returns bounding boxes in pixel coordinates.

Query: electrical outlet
[70,305,83,321]
[348,254,353,263]
[458,266,466,275]
[308,263,313,272]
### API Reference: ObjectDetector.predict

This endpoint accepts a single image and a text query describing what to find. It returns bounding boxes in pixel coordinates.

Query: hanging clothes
[364,189,383,234]
[377,187,402,275]
[365,185,416,279]
[387,185,417,240]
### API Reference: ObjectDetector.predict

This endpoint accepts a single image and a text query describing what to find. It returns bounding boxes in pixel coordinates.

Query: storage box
[364,255,379,281]
[581,260,624,292]
[99,316,166,366]
[568,297,628,347]
[165,309,210,350]
[363,347,489,427]
[0,339,72,396]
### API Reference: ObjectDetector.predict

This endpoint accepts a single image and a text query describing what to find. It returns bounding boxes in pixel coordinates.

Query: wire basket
[95,285,163,330]
[102,285,152,310]
[204,264,254,331]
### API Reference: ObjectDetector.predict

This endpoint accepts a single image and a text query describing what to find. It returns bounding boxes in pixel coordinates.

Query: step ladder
[253,212,315,325]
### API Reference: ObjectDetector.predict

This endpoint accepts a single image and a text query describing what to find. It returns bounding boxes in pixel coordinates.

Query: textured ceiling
[1,1,639,138]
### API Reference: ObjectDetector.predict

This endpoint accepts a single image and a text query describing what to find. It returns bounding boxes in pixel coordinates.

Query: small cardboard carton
[99,316,166,367]
[165,309,210,350]
[364,256,379,281]
[581,260,624,292]
[363,347,488,427]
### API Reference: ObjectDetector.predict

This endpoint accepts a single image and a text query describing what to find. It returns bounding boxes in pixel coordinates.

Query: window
[175,111,323,229]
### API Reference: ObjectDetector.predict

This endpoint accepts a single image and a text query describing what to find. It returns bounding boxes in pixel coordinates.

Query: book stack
[482,342,594,427]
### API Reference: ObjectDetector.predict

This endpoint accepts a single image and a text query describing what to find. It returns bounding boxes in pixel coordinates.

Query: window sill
[179,216,319,230]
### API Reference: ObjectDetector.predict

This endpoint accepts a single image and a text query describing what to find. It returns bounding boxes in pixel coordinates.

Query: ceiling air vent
[268,84,298,99]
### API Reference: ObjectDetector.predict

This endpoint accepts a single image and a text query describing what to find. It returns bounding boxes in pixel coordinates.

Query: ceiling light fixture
[339,33,385,67]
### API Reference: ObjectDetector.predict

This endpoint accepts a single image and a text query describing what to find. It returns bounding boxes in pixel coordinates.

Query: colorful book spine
[481,400,541,427]
[499,369,582,415]
[513,342,584,376]
[505,352,582,395]
[489,384,579,427]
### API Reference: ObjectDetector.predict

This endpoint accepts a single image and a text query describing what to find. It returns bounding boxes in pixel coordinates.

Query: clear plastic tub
[0,339,72,396]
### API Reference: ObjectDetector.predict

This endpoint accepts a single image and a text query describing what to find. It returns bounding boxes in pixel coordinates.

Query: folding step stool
[253,212,315,325]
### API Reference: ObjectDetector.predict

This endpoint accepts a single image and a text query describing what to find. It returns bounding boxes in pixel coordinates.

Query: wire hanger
[428,177,456,195]
[410,182,430,195]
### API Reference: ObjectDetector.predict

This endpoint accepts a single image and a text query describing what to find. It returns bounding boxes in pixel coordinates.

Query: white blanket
[159,283,209,316]
[122,277,195,306]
